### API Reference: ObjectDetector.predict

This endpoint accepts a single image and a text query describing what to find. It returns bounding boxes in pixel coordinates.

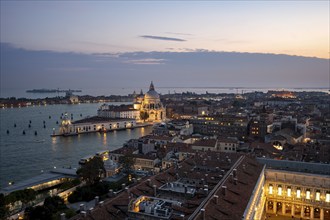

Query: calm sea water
[1,87,328,99]
[0,103,152,189]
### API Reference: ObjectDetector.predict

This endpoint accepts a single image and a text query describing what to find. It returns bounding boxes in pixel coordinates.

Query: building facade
[134,82,166,122]
[264,169,330,219]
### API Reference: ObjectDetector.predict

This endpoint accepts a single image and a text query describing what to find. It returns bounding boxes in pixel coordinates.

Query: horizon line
[1,42,329,60]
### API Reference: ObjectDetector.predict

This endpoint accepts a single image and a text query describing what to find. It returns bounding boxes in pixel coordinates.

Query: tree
[77,157,105,185]
[0,194,9,220]
[119,153,136,174]
[43,196,66,214]
[25,205,52,220]
[140,111,149,122]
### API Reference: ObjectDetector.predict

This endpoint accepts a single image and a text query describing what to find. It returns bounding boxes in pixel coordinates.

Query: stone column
[320,208,324,220]
[273,202,277,214]
[310,207,314,219]
[291,205,295,217]
[301,206,304,218]
[282,203,286,215]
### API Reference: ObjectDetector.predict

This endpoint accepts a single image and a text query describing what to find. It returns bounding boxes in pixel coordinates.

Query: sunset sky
[0,1,329,95]
[1,1,329,58]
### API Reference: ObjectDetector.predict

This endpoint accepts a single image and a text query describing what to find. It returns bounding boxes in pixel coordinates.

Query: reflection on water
[103,133,107,146]
[0,103,151,188]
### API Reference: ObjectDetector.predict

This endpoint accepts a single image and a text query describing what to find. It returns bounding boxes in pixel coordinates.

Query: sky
[0,1,329,95]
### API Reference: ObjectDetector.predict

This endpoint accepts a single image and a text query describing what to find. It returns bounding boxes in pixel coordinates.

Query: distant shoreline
[26,89,82,93]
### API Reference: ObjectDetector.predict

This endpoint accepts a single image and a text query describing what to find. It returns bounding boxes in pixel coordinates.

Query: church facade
[133,82,166,122]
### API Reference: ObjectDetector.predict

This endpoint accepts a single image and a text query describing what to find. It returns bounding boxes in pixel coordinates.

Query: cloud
[140,35,186,42]
[122,58,166,65]
[165,32,193,36]
[46,67,91,72]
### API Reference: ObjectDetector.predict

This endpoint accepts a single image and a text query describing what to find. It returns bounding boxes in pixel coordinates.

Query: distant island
[26,89,82,93]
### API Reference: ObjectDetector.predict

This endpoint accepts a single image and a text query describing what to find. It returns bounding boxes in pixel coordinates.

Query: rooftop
[71,153,264,220]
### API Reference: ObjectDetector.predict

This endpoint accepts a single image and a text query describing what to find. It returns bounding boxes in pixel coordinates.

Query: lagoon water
[0,103,152,188]
[1,87,328,99]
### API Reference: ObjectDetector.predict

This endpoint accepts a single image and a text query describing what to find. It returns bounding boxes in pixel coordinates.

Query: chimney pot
[213,195,219,204]
[95,196,99,206]
[201,208,206,220]
[153,185,157,197]
[222,186,227,196]
[233,169,237,177]
[80,204,85,212]
[108,189,114,197]
[60,213,66,220]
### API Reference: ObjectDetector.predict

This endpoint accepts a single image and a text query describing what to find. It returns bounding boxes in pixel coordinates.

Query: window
[326,192,330,202]
[306,189,311,200]
[316,191,320,201]
[287,187,291,197]
[269,185,273,194]
[278,185,282,196]
[297,188,301,198]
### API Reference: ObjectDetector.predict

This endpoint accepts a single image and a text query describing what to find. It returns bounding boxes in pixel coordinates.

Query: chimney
[222,186,227,196]
[87,208,94,215]
[132,177,137,183]
[234,178,238,185]
[94,196,99,206]
[153,185,157,197]
[243,164,246,171]
[81,211,87,217]
[60,213,66,220]
[216,167,219,172]
[204,186,208,195]
[233,169,237,177]
[201,208,206,220]
[80,204,85,212]
[230,173,234,183]
[99,201,104,207]
[108,189,114,197]
[122,183,126,190]
[147,179,151,186]
[213,195,219,204]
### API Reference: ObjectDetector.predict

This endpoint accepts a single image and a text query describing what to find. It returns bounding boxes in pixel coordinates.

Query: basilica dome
[144,81,160,100]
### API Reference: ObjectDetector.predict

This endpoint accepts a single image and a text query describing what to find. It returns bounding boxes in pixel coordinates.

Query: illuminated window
[269,185,273,194]
[287,187,291,197]
[278,185,282,196]
[316,191,320,201]
[326,192,330,203]
[306,189,311,200]
[297,188,301,198]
